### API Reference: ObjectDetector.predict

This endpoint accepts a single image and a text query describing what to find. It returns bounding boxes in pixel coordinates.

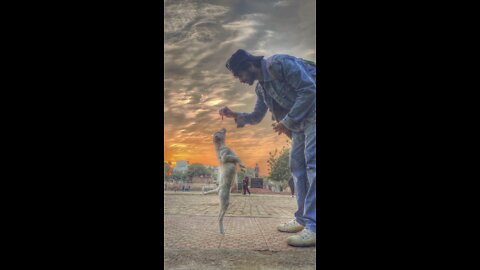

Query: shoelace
[300,230,315,239]
[285,220,297,226]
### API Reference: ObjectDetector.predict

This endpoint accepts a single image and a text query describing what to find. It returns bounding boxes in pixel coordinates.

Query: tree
[171,170,187,182]
[205,167,214,177]
[212,170,219,184]
[164,163,170,177]
[186,164,209,181]
[267,145,291,188]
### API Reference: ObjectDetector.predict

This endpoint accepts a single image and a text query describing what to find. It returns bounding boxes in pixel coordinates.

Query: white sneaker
[277,219,304,233]
[287,228,316,247]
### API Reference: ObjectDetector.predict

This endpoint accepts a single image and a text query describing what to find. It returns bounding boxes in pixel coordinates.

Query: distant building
[172,160,189,173]
[191,175,214,184]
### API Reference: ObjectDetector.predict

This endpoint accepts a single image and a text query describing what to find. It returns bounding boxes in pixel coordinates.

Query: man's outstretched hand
[219,106,237,119]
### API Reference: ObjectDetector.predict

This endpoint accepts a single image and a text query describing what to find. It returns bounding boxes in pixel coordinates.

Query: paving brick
[164,193,316,253]
[164,192,297,218]
[255,217,316,251]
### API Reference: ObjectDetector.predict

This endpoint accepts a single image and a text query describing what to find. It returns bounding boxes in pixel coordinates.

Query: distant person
[243,176,251,196]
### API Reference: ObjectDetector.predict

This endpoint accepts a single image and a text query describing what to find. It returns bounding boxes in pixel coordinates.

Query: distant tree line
[164,163,213,182]
[267,140,291,189]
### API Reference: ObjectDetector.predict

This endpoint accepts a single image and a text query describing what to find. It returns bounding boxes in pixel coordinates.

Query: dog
[203,128,245,234]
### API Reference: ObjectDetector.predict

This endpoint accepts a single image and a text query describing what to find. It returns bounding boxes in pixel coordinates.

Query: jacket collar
[260,58,275,83]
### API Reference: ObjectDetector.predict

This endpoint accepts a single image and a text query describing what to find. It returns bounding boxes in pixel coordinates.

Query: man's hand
[273,122,290,137]
[219,106,237,119]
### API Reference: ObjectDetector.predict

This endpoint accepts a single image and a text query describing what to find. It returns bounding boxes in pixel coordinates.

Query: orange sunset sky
[164,0,315,176]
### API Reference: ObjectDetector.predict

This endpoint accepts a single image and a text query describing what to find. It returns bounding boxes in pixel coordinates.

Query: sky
[164,0,316,176]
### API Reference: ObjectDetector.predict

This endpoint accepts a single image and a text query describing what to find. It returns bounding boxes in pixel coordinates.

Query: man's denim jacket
[235,54,316,132]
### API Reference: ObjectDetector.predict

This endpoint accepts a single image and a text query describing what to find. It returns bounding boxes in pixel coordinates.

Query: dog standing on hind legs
[203,128,245,234]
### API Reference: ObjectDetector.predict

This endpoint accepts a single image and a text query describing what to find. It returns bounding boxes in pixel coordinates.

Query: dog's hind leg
[218,189,229,234]
[218,207,226,234]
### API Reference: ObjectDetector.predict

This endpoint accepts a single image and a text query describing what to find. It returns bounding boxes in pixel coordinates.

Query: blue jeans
[290,122,316,232]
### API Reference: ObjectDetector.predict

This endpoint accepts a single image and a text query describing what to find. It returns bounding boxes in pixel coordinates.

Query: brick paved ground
[164,192,316,269]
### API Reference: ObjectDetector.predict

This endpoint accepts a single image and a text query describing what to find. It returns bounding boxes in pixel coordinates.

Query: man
[220,49,316,247]
[254,163,259,178]
[243,176,251,196]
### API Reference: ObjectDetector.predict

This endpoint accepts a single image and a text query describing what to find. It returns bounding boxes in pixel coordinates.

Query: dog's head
[213,128,226,143]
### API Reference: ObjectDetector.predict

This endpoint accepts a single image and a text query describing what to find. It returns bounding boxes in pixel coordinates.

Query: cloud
[164,0,315,173]
[273,0,292,7]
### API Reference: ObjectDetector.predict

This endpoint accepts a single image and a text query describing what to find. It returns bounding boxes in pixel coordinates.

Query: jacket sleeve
[234,83,268,128]
[275,57,316,130]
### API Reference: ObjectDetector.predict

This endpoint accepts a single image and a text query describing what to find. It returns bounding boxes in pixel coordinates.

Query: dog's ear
[221,128,226,133]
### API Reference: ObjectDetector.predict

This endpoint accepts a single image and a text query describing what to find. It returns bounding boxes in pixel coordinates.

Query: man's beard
[247,75,255,85]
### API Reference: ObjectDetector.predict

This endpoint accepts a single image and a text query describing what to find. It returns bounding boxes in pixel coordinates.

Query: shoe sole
[287,241,316,247]
[277,227,304,233]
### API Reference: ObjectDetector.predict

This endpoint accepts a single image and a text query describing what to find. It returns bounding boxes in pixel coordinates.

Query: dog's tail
[203,187,219,195]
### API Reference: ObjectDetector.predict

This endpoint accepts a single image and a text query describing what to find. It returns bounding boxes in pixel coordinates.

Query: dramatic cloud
[164,0,316,175]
